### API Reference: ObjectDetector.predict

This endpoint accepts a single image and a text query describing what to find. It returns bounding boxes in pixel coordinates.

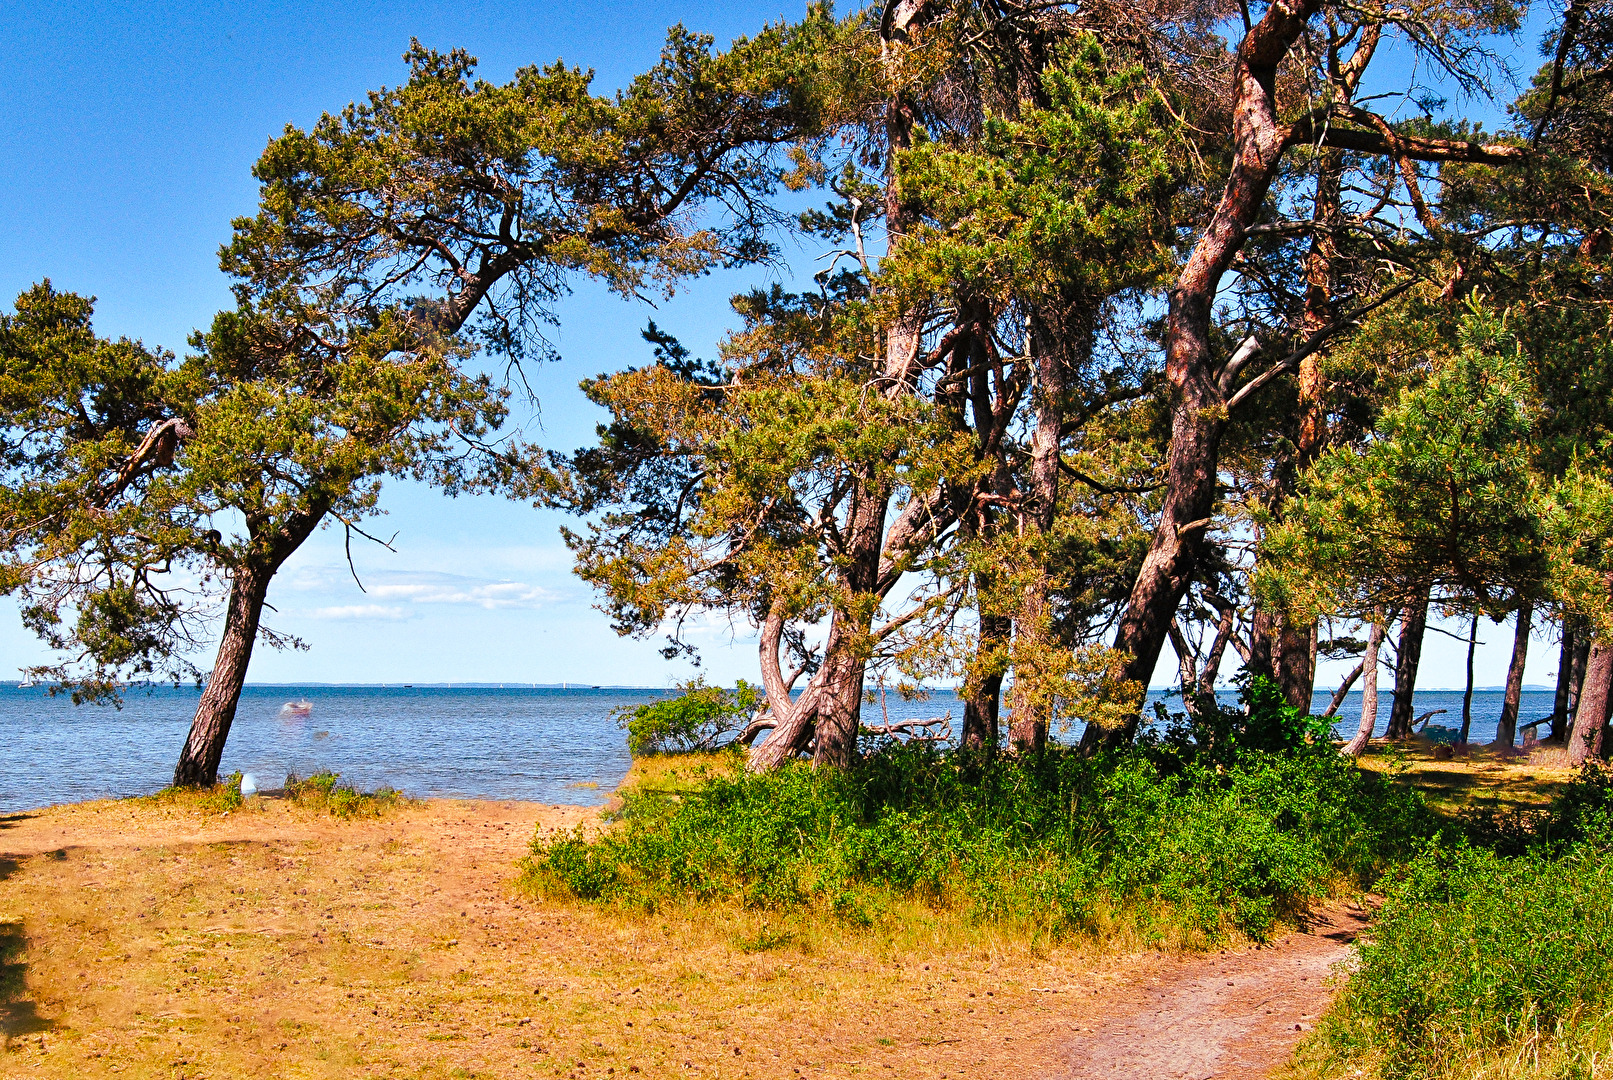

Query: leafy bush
[140,772,244,814]
[615,679,763,756]
[285,770,405,819]
[1317,766,1613,1079]
[522,735,1430,943]
[1154,672,1335,769]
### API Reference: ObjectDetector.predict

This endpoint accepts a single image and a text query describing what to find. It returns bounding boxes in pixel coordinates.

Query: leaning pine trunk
[1386,590,1431,740]
[1569,631,1592,731]
[961,613,1008,751]
[173,559,273,787]
[1570,640,1613,765]
[1550,620,1577,744]
[1342,615,1383,758]
[1087,0,1328,751]
[1493,600,1534,750]
[746,600,818,769]
[1460,613,1479,744]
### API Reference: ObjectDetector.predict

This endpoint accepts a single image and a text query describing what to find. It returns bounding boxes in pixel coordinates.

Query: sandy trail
[1056,905,1367,1079]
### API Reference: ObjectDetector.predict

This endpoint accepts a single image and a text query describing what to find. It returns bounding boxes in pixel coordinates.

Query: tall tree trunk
[784,0,941,769]
[1342,614,1383,758]
[1460,612,1479,744]
[1272,144,1342,713]
[1570,640,1613,765]
[172,500,336,787]
[1569,575,1613,765]
[749,4,941,771]
[173,559,273,787]
[1550,619,1577,743]
[1494,600,1534,750]
[808,482,888,769]
[961,613,1008,750]
[1087,0,1329,752]
[1386,589,1430,740]
[1569,630,1591,728]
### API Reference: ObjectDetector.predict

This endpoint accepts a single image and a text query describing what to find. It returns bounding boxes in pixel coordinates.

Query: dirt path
[1056,905,1368,1080]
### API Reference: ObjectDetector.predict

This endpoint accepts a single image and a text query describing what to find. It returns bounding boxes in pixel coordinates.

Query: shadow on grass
[0,920,52,1042]
[1359,744,1573,819]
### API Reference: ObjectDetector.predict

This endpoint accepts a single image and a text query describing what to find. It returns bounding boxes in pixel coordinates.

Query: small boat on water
[278,700,314,719]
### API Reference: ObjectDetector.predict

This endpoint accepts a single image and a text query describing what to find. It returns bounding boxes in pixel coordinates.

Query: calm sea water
[0,682,1560,812]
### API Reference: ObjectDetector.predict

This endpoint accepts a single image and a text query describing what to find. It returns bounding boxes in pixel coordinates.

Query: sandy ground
[1056,906,1367,1080]
[0,797,1358,1080]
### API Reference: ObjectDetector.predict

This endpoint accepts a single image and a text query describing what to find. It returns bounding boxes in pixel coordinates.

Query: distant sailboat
[278,700,313,719]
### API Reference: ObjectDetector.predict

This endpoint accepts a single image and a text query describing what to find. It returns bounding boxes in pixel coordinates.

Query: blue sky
[0,0,1568,692]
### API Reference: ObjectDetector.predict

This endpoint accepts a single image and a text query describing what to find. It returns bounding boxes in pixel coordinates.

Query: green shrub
[140,772,244,814]
[285,770,405,819]
[521,735,1430,943]
[615,679,763,756]
[1317,766,1613,1079]
[1151,672,1337,768]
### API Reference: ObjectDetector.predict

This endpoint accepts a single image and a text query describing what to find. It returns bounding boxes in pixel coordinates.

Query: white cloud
[284,566,553,613]
[368,579,549,609]
[309,604,411,621]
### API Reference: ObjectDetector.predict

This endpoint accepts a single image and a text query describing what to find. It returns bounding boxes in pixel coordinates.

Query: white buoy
[241,773,258,798]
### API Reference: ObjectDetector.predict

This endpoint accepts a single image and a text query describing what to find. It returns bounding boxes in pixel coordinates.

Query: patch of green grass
[520,735,1431,946]
[1310,764,1613,1080]
[138,772,244,814]
[284,771,409,819]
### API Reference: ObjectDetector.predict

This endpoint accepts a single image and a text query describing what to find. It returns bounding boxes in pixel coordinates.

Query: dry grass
[1354,737,1577,818]
[1287,1006,1613,1080]
[0,789,1166,1080]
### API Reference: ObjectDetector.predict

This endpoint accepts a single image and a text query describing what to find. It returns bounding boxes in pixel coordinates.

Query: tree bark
[1321,659,1363,719]
[1460,612,1479,744]
[1570,640,1613,765]
[1569,630,1591,728]
[1493,600,1534,750]
[1246,608,1278,686]
[1550,619,1577,743]
[961,613,1008,750]
[1086,0,1328,752]
[173,560,273,787]
[1275,621,1315,712]
[1386,589,1430,741]
[173,500,334,787]
[747,600,819,769]
[1342,614,1383,758]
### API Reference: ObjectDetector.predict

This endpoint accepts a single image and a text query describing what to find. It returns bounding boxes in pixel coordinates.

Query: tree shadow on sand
[0,920,52,1045]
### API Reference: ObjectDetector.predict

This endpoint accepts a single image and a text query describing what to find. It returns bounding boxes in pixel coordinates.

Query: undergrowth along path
[1054,904,1368,1080]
